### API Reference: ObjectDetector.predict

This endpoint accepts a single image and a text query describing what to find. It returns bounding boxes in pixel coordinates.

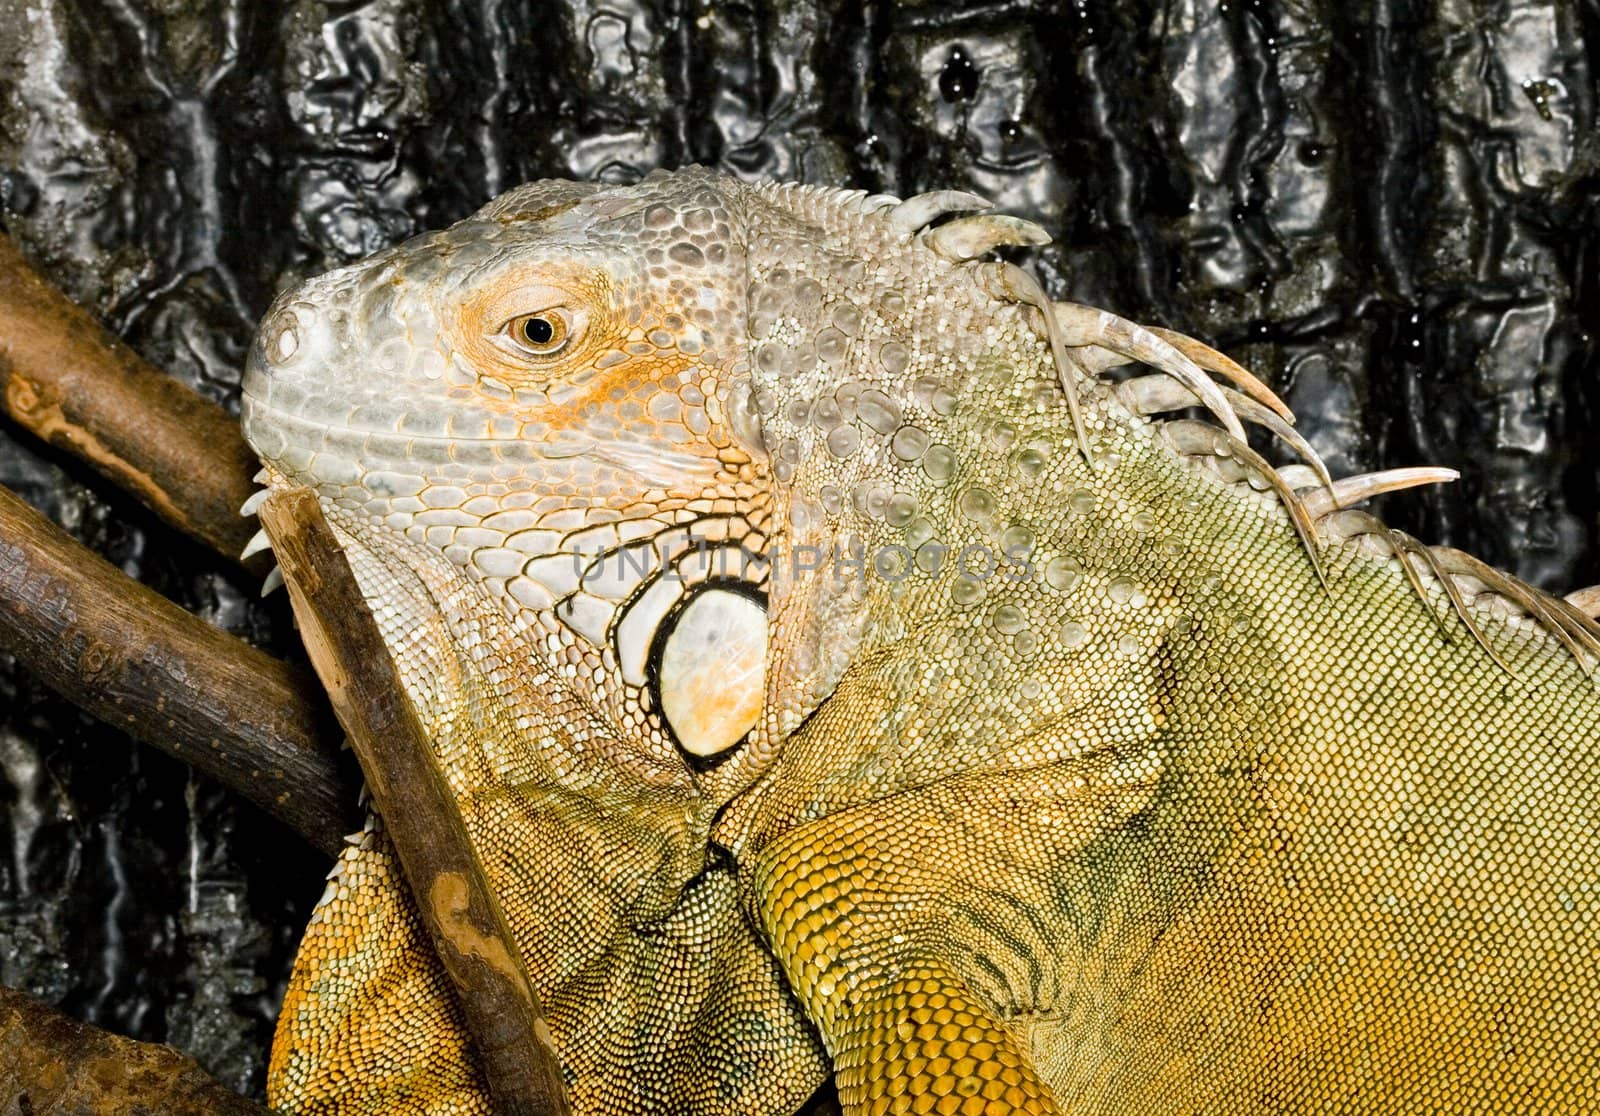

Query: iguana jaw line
[241,393,722,483]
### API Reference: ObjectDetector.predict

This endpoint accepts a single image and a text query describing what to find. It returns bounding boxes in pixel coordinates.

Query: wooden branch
[0,233,266,570]
[259,488,570,1116]
[0,483,352,854]
[0,986,271,1114]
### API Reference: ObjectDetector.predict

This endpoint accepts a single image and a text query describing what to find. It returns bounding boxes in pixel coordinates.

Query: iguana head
[243,169,778,770]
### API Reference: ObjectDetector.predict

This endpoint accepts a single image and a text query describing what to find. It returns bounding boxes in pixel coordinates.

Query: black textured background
[1,0,1596,1098]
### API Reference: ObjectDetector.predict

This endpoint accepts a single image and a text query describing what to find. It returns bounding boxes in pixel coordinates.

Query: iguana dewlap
[240,168,1600,1115]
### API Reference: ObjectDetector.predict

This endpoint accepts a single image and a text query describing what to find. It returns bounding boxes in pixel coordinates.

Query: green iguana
[239,167,1600,1115]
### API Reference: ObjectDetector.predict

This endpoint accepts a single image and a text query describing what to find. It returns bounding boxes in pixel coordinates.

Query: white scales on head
[242,171,777,765]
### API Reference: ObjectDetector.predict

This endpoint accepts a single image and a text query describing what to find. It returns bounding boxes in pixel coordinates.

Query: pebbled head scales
[244,168,782,770]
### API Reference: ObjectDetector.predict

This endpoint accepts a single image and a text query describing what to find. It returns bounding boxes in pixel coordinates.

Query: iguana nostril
[263,297,357,371]
[270,322,298,362]
[263,304,316,367]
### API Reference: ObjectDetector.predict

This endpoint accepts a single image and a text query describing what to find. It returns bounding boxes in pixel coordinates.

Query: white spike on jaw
[889,189,993,234]
[925,215,1051,261]
[239,490,270,518]
[1299,467,1459,521]
[261,566,285,597]
[240,528,273,561]
[252,468,270,485]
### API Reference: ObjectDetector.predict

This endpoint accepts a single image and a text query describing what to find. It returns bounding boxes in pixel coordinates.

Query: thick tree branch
[0,483,353,854]
[0,233,266,570]
[260,488,571,1116]
[0,986,271,1114]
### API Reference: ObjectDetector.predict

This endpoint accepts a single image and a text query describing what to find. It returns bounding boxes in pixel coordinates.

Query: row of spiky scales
[746,176,1600,684]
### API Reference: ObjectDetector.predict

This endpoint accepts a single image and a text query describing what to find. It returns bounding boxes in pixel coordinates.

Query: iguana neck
[323,502,716,904]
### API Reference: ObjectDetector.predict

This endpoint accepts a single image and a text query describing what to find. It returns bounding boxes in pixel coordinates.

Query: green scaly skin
[242,168,1600,1115]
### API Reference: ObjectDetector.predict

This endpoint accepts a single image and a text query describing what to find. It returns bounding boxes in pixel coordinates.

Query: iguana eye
[502,309,572,356]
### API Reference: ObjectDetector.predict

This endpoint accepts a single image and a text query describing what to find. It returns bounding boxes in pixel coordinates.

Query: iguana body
[241,168,1600,1114]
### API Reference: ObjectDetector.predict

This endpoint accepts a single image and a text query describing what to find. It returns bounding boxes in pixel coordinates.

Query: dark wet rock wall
[1,0,1597,1097]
